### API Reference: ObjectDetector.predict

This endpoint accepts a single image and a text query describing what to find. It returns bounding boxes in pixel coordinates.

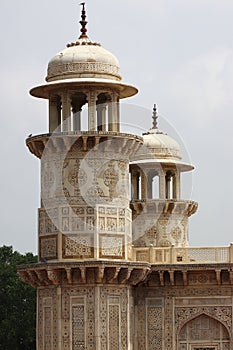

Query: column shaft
[88,90,97,131]
[49,96,61,133]
[61,91,71,132]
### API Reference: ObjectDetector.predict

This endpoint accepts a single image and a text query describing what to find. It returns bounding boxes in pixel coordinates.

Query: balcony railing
[132,244,233,264]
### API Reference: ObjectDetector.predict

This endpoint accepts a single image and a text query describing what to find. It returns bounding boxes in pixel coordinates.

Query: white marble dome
[143,129,181,159]
[136,128,182,161]
[46,37,121,82]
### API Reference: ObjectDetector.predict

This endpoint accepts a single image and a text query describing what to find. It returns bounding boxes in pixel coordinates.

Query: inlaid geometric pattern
[62,288,95,350]
[147,307,163,350]
[44,306,52,350]
[72,305,85,350]
[99,287,129,350]
[63,235,94,258]
[108,305,120,350]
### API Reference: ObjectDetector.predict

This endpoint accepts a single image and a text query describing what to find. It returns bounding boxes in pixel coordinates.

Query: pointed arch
[177,313,231,350]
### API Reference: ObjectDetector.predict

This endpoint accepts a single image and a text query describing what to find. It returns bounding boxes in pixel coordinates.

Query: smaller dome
[131,127,194,172]
[142,128,182,160]
[46,37,121,82]
[132,105,181,161]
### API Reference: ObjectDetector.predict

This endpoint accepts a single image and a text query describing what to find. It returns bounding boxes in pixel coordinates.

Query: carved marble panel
[147,306,163,350]
[99,286,130,350]
[62,234,94,258]
[62,287,95,350]
[40,235,58,260]
[37,288,58,350]
[72,304,85,350]
[99,235,124,259]
[175,306,232,334]
[108,304,120,350]
[39,209,58,236]
[178,314,230,350]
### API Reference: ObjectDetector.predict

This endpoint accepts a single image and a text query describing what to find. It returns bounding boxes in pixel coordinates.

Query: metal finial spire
[152,104,158,129]
[79,2,88,38]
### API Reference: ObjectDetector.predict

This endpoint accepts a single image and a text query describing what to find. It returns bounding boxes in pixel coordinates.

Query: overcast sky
[0,0,233,253]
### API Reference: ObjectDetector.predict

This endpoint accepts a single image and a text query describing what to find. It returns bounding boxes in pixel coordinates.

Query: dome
[30,5,138,100]
[131,105,194,172]
[132,105,181,161]
[46,37,122,82]
[141,128,182,160]
[131,127,194,172]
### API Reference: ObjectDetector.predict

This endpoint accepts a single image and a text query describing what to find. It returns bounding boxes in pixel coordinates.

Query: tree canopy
[0,246,37,350]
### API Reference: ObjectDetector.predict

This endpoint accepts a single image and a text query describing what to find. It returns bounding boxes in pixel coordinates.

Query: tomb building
[18,4,233,350]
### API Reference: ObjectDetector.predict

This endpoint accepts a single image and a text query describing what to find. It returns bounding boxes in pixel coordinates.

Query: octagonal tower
[130,105,198,255]
[26,4,144,264]
[19,5,149,350]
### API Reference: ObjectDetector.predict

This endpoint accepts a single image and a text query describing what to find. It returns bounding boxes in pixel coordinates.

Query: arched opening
[49,94,62,132]
[178,314,230,350]
[96,92,120,132]
[96,93,110,131]
[147,170,159,199]
[49,90,120,133]
[71,92,87,131]
[165,170,176,199]
[131,169,142,200]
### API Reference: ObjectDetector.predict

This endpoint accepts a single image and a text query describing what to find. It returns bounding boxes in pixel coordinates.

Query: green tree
[0,246,37,350]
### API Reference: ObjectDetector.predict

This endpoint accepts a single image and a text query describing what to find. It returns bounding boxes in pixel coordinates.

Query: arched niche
[178,314,230,350]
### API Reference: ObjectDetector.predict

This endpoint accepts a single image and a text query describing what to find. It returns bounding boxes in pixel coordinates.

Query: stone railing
[132,244,233,264]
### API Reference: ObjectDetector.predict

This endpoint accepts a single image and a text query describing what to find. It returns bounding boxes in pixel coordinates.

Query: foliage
[0,246,37,350]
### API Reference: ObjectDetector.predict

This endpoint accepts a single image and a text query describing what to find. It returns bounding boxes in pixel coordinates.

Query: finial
[152,104,158,129]
[79,2,88,38]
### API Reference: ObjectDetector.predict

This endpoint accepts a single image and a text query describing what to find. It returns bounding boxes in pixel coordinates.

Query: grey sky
[0,0,233,253]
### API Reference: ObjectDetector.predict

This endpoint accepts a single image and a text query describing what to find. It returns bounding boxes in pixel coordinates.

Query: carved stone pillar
[141,169,148,200]
[108,92,118,132]
[159,171,166,199]
[172,174,177,199]
[49,95,61,133]
[165,173,172,199]
[116,98,120,132]
[175,172,180,200]
[87,90,97,131]
[61,91,71,132]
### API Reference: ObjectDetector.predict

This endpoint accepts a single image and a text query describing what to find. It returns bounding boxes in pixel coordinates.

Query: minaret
[18,5,149,350]
[130,105,198,252]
